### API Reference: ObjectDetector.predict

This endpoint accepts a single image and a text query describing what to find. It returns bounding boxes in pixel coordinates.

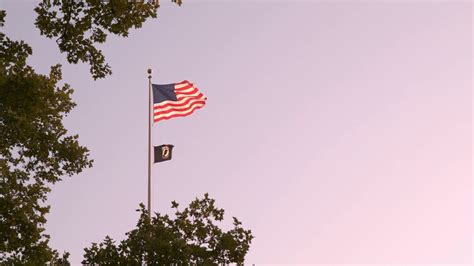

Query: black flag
[154,144,174,163]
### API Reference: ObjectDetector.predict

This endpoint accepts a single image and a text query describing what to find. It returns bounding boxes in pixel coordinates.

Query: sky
[1,0,472,264]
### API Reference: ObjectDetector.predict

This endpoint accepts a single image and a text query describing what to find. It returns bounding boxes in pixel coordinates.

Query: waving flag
[154,144,174,163]
[152,80,207,123]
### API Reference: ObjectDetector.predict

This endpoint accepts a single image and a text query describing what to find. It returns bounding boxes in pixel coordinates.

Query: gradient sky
[2,0,472,264]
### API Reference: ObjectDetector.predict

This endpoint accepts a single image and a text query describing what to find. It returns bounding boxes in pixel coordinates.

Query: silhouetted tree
[35,0,182,79]
[1,1,182,263]
[82,194,254,264]
[0,11,91,264]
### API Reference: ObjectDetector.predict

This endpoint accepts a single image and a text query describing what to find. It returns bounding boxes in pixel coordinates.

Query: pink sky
[2,1,472,264]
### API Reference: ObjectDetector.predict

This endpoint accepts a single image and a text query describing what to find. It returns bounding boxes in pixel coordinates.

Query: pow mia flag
[154,144,174,163]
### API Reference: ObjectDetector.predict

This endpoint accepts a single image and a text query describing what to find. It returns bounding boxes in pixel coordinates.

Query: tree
[2,1,184,262]
[1,1,252,264]
[0,10,92,263]
[82,194,254,264]
[35,0,182,79]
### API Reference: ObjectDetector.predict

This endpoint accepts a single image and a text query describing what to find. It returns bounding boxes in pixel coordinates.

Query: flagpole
[147,69,153,218]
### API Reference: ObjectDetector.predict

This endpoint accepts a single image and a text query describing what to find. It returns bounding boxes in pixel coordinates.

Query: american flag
[152,80,207,123]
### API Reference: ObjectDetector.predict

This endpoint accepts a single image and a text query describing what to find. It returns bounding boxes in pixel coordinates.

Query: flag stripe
[176,83,194,91]
[176,88,198,95]
[176,80,190,86]
[176,87,196,93]
[154,103,205,120]
[178,90,202,97]
[154,99,206,116]
[154,103,205,122]
[177,92,202,100]
[153,94,206,109]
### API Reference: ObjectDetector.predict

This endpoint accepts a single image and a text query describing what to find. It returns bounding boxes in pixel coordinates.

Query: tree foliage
[1,0,182,262]
[1,1,254,264]
[35,0,182,80]
[82,194,254,264]
[0,11,92,264]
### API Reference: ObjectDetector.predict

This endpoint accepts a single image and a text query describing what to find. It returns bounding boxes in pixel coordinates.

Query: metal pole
[147,69,153,218]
